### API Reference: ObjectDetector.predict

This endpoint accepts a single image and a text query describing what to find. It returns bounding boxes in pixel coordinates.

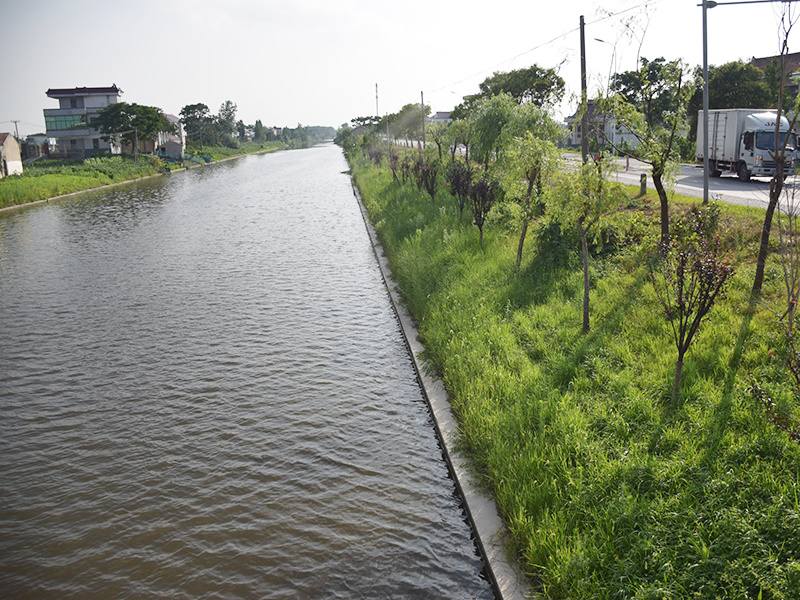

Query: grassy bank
[350,152,800,598]
[0,155,165,208]
[0,142,282,209]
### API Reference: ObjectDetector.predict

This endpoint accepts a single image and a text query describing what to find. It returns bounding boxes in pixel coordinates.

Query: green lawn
[351,151,800,599]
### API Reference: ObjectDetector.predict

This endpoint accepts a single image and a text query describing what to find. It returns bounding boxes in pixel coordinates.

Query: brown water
[0,145,495,599]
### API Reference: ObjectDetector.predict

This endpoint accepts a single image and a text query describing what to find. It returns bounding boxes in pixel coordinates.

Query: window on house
[93,139,100,149]
[70,99,78,109]
[45,115,87,130]
[70,139,77,149]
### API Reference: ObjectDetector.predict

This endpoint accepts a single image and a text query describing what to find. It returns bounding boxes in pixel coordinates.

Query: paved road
[565,153,797,210]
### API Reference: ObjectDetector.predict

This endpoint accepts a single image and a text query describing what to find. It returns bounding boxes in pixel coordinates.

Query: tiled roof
[0,132,9,145]
[46,85,122,97]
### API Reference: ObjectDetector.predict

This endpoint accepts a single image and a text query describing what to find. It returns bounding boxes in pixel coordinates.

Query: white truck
[696,108,796,181]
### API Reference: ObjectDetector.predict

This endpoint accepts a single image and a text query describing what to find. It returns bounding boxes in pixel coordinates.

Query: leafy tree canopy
[179,103,210,135]
[478,64,565,107]
[95,102,173,146]
[611,57,688,129]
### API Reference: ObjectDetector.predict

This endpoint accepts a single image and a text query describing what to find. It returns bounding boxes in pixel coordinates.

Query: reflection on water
[0,145,494,599]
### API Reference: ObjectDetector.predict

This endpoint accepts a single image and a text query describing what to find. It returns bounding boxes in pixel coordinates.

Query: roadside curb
[350,180,533,600]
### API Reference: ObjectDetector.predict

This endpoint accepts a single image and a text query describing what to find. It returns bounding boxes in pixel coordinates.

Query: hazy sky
[2,0,799,138]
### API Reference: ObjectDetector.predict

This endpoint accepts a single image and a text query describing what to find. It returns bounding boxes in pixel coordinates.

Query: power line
[428,0,663,95]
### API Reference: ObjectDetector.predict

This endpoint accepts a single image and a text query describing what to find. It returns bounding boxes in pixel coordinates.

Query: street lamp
[595,37,617,150]
[700,0,799,204]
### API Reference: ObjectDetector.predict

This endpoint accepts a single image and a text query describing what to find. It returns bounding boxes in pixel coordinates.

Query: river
[0,144,495,599]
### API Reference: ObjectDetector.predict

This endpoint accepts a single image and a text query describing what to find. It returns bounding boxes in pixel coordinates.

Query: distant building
[157,114,186,159]
[751,52,800,100]
[44,85,123,159]
[22,134,55,160]
[0,133,23,177]
[430,111,452,125]
[565,99,638,150]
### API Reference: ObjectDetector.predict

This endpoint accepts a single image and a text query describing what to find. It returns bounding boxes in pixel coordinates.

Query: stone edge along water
[351,181,533,600]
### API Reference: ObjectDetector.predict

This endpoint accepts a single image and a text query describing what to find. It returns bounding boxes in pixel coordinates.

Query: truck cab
[735,113,796,181]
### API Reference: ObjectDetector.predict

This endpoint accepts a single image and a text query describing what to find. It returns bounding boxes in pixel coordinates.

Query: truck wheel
[710,161,722,177]
[738,163,751,182]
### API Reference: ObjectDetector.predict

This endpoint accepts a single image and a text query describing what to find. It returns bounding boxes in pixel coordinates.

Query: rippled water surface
[0,145,494,599]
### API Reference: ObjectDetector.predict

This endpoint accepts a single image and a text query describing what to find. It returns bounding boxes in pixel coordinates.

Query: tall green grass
[0,155,163,208]
[352,152,800,599]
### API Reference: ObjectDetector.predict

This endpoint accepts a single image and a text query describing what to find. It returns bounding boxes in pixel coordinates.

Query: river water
[0,145,494,599]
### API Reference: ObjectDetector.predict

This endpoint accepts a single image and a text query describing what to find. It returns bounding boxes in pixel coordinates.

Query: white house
[157,114,186,159]
[44,85,123,159]
[0,133,23,177]
[565,99,639,150]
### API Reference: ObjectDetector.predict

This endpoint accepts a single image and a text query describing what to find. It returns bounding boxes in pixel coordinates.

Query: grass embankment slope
[350,152,800,599]
[0,141,281,209]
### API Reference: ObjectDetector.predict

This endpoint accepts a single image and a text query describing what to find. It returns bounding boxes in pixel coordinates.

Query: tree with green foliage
[686,61,771,139]
[94,102,174,157]
[551,158,627,332]
[650,207,733,402]
[611,57,682,129]
[253,120,266,143]
[469,93,517,169]
[217,100,238,140]
[179,103,210,150]
[501,132,560,270]
[447,118,472,162]
[600,58,695,249]
[478,63,565,107]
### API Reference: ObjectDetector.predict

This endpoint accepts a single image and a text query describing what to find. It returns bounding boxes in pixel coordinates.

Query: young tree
[501,132,559,269]
[253,120,266,143]
[447,118,472,163]
[600,58,694,250]
[469,93,517,169]
[445,159,473,223]
[551,158,627,333]
[217,100,238,139]
[752,4,800,299]
[470,174,500,248]
[650,229,733,403]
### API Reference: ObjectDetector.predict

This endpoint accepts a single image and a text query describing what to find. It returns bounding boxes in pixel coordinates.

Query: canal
[0,144,495,599]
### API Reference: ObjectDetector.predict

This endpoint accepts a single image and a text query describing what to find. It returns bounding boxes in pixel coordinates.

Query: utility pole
[421,91,426,151]
[11,120,20,141]
[580,15,589,164]
[375,83,379,118]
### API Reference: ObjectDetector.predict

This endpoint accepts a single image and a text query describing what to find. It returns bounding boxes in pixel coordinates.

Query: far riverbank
[0,142,284,212]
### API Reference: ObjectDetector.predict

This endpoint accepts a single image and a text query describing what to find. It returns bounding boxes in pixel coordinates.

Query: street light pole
[702,1,712,205]
[700,0,798,205]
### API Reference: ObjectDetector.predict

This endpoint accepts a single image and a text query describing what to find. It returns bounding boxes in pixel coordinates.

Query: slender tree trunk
[516,218,529,270]
[753,182,782,298]
[652,171,670,250]
[580,219,590,334]
[672,358,684,403]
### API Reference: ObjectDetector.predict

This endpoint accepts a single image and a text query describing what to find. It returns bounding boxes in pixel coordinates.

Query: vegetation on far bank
[348,145,800,598]
[0,141,285,209]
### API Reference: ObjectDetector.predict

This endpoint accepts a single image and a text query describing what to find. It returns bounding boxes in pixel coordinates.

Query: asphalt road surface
[564,153,799,210]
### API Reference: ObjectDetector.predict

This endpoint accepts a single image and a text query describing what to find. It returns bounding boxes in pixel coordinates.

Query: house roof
[0,132,11,146]
[46,85,122,97]
[751,52,800,82]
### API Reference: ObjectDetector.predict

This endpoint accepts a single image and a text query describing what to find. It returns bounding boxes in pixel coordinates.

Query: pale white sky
[2,0,799,138]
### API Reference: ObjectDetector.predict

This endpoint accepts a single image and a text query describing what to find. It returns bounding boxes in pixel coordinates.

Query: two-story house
[43,85,123,160]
